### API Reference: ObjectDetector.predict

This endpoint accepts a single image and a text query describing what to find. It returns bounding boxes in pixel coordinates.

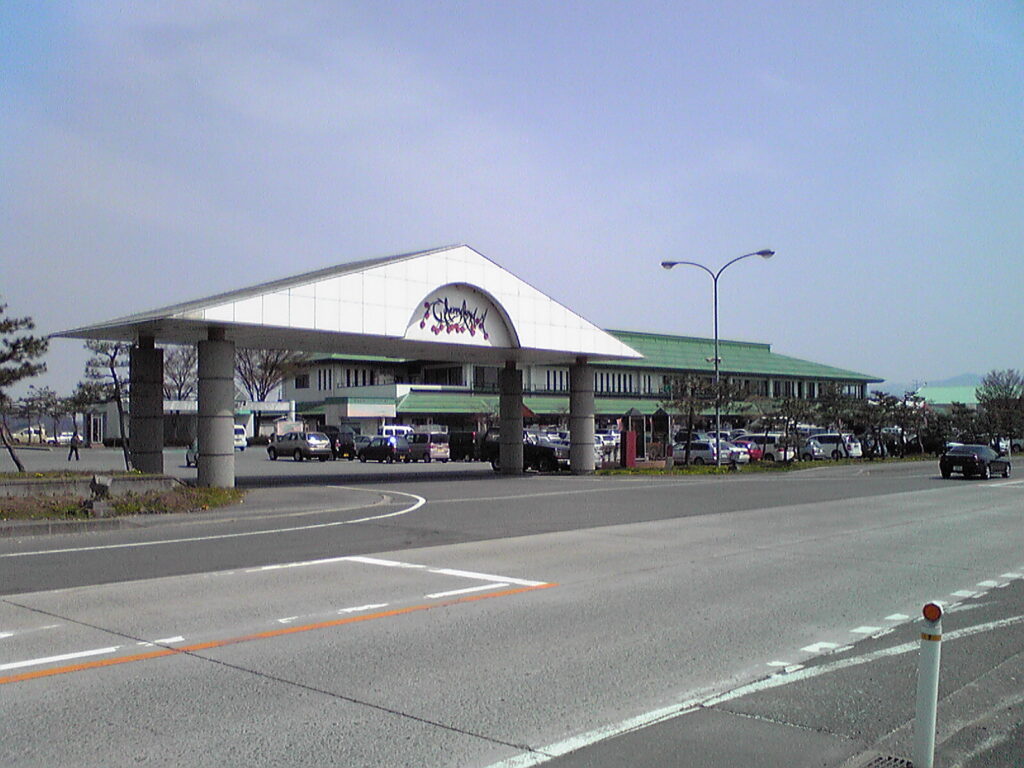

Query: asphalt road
[1,453,1022,766]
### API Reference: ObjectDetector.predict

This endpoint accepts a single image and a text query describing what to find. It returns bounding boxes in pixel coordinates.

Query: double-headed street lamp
[661,249,775,467]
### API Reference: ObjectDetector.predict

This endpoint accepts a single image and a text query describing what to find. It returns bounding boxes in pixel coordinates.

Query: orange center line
[0,582,557,686]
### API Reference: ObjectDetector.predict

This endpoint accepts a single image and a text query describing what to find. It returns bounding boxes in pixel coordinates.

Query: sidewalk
[547,577,1024,767]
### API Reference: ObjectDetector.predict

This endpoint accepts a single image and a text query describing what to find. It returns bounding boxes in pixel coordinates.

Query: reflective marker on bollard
[913,602,943,768]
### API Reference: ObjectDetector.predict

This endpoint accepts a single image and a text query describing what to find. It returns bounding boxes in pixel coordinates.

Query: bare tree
[662,374,712,465]
[162,345,198,401]
[84,340,132,470]
[976,369,1024,450]
[777,397,813,462]
[0,302,48,471]
[235,348,306,402]
[814,382,858,458]
[31,386,66,444]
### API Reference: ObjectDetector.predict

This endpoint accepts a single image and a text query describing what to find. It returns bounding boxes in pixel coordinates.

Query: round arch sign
[405,283,516,348]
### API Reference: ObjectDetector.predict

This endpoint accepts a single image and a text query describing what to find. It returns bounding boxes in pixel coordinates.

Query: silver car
[267,431,333,461]
[672,440,749,466]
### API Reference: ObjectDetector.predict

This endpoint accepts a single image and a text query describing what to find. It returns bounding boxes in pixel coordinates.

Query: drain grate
[860,756,914,768]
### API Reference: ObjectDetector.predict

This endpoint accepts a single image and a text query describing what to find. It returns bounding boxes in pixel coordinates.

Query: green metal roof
[601,330,881,382]
[395,390,674,417]
[397,391,498,415]
[591,398,662,415]
[917,385,978,406]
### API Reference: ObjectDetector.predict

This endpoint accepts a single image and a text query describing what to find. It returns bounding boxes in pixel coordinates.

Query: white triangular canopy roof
[57,245,641,365]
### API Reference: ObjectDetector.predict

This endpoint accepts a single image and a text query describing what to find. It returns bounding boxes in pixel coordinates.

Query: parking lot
[1,444,497,485]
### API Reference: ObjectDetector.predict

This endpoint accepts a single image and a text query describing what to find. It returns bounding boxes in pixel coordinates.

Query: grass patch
[0,486,246,521]
[0,470,144,482]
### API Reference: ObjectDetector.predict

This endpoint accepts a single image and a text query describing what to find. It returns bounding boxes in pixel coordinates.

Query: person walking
[68,431,81,461]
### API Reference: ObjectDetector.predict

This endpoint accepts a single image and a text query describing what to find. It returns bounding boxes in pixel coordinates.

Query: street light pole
[662,249,775,467]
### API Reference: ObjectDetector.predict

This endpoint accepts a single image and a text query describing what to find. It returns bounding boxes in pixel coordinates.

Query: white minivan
[233,425,247,451]
[809,433,861,459]
[379,425,414,438]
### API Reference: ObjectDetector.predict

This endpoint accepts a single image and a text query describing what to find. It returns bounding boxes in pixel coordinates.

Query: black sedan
[357,436,412,463]
[939,444,1011,479]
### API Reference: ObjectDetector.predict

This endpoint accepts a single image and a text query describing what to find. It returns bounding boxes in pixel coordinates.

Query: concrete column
[569,357,595,474]
[198,331,236,488]
[499,361,524,475]
[129,338,164,475]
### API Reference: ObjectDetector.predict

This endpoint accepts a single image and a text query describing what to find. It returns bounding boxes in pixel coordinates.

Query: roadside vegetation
[0,485,245,521]
[598,453,932,477]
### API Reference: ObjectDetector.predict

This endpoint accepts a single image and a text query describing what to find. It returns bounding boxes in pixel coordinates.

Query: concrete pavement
[542,576,1024,768]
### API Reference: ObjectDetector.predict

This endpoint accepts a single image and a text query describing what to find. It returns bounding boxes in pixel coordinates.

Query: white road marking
[1001,573,1023,579]
[241,555,550,590]
[136,636,185,647]
[344,556,427,570]
[885,613,910,621]
[246,556,351,573]
[426,583,509,599]
[766,661,789,667]
[801,642,839,653]
[428,567,546,587]
[276,617,298,624]
[977,580,1002,588]
[0,646,121,671]
[339,603,388,614]
[0,632,12,639]
[0,490,427,559]
[850,626,882,635]
[951,590,977,598]
[484,614,1024,768]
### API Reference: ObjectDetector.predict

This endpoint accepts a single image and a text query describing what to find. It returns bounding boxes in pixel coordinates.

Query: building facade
[282,329,880,436]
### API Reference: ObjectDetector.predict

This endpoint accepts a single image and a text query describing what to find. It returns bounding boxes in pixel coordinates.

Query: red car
[732,439,763,461]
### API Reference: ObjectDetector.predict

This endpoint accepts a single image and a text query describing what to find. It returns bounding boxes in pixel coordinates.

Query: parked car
[479,428,568,471]
[731,438,763,461]
[800,438,828,461]
[358,435,412,463]
[408,432,450,462]
[10,427,46,444]
[233,425,247,451]
[320,426,357,460]
[809,432,862,459]
[267,431,333,461]
[672,440,749,466]
[448,430,479,461]
[50,431,75,446]
[353,434,372,453]
[939,444,1010,479]
[736,433,795,462]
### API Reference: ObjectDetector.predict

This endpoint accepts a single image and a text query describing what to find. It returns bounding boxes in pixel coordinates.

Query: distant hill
[877,373,982,396]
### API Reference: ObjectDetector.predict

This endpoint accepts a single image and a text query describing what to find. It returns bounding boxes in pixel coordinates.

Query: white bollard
[913,602,943,768]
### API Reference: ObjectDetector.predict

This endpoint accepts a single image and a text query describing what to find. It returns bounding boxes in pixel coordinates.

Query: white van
[379,425,414,438]
[233,425,247,451]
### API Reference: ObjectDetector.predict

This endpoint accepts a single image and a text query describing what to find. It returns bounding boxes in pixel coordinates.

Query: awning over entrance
[54,245,639,485]
[55,245,641,366]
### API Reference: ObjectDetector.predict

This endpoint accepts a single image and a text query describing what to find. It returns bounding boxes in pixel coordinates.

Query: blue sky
[2,1,1022,396]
